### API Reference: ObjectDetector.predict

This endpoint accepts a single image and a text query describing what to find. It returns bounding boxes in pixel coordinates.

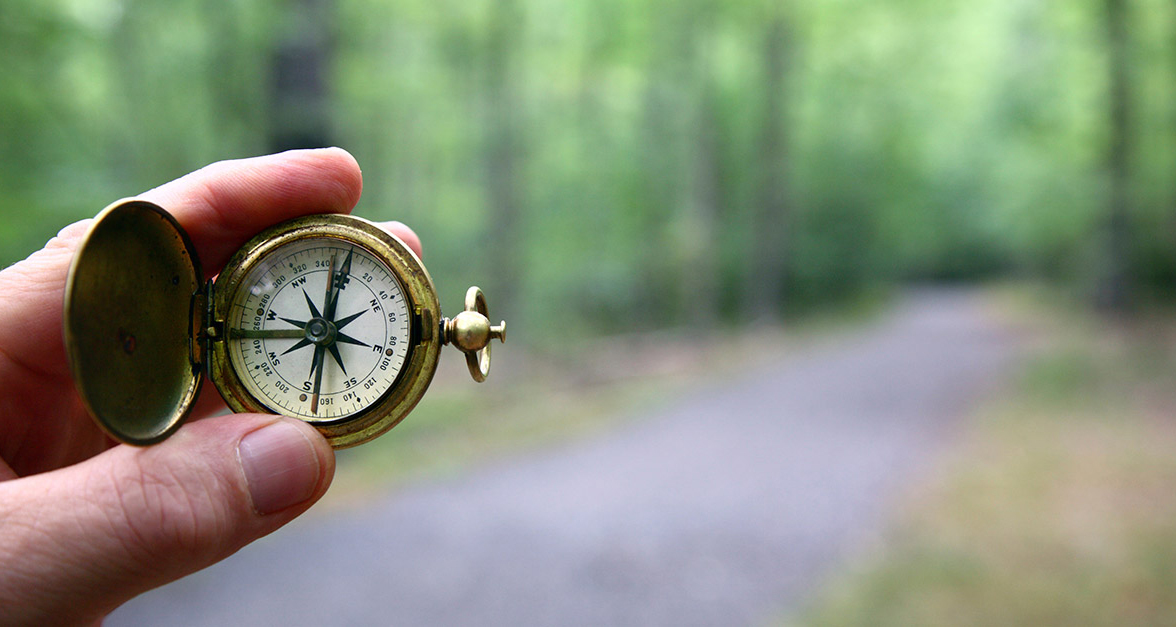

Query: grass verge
[790,289,1176,626]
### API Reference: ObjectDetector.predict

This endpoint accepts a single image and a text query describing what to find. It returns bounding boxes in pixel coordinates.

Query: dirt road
[110,289,1022,626]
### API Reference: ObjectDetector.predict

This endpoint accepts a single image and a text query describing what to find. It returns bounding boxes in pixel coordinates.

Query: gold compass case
[63,199,505,449]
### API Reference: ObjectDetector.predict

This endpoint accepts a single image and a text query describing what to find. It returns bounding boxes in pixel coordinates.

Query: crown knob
[442,286,505,382]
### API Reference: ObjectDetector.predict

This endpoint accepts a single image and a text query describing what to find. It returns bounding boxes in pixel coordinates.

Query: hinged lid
[64,199,204,445]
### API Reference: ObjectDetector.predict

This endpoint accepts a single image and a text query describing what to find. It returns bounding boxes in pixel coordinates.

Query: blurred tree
[631,3,687,325]
[745,5,791,320]
[1098,0,1132,310]
[681,2,722,328]
[269,0,335,151]
[207,0,271,157]
[481,0,524,324]
[3,0,1176,339]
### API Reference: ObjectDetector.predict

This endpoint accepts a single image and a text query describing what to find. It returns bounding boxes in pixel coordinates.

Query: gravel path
[110,289,1022,626]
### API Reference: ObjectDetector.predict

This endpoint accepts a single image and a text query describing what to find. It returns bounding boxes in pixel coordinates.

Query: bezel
[208,214,442,449]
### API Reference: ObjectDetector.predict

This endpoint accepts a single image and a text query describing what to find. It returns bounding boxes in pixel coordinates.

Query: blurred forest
[2,0,1175,342]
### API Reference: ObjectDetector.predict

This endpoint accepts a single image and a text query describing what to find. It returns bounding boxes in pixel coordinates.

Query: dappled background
[5,0,1174,325]
[5,0,1176,624]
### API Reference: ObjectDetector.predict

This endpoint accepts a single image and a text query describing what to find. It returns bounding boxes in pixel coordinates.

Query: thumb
[0,414,334,625]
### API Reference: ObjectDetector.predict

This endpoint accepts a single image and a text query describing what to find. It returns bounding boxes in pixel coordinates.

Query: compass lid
[64,199,204,445]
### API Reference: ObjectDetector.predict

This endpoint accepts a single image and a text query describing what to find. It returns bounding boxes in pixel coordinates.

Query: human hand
[0,149,423,624]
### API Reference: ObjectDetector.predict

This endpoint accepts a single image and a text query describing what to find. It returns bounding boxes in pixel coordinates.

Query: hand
[0,148,423,625]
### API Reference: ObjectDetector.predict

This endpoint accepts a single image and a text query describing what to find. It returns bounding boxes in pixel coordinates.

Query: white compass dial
[226,238,411,421]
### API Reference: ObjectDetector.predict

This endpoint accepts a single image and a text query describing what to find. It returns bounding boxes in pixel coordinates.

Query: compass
[63,199,505,448]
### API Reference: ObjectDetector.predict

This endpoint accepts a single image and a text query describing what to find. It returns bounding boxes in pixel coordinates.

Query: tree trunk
[744,11,790,320]
[1098,0,1131,311]
[207,1,265,157]
[482,0,524,324]
[268,0,334,152]
[682,78,723,328]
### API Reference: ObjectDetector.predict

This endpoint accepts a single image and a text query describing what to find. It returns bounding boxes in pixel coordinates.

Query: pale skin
[0,149,423,625]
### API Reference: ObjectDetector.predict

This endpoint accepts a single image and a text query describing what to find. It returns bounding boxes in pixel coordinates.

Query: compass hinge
[189,279,215,367]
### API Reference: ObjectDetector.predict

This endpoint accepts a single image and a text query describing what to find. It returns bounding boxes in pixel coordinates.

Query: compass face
[225,237,411,421]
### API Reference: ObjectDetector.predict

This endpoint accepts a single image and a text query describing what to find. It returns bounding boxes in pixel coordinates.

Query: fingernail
[238,421,322,515]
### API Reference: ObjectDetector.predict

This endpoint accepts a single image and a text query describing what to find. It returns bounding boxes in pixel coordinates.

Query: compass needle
[308,345,323,380]
[230,328,305,340]
[322,254,337,319]
[328,248,354,315]
[309,344,325,415]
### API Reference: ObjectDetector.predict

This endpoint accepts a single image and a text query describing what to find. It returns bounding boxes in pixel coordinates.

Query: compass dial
[225,238,411,421]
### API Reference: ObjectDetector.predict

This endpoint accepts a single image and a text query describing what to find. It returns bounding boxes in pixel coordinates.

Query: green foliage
[1,0,1174,337]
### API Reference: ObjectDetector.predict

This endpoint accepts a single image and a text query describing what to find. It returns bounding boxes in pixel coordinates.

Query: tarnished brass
[442,286,506,382]
[64,200,507,449]
[64,200,203,445]
[208,213,444,449]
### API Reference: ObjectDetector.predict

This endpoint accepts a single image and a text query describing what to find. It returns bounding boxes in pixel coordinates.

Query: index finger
[141,148,364,274]
[0,148,363,378]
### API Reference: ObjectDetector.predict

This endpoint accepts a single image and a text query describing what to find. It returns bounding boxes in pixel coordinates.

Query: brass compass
[63,199,505,448]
